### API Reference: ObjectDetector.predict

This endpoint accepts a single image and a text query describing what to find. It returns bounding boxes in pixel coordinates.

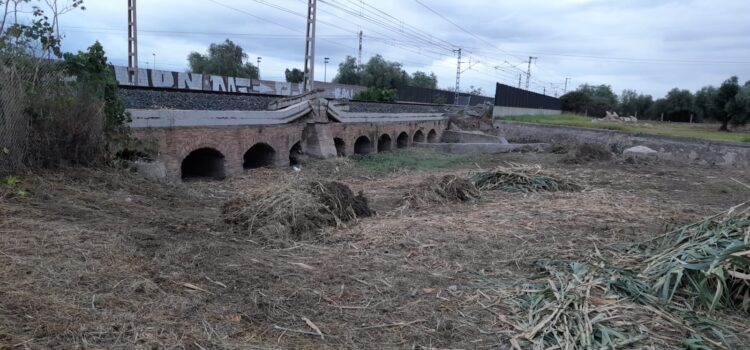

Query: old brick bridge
[122,88,451,180]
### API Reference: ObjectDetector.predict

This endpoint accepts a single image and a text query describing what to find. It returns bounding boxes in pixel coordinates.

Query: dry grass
[399,174,480,209]
[471,164,582,193]
[1,153,749,349]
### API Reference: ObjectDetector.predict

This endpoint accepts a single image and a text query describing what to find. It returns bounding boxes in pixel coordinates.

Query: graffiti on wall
[114,66,364,99]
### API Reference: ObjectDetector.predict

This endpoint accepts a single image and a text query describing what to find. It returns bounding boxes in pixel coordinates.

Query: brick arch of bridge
[133,124,305,179]
[329,120,447,156]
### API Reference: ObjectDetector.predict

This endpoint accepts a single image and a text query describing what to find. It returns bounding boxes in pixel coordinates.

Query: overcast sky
[54,0,750,98]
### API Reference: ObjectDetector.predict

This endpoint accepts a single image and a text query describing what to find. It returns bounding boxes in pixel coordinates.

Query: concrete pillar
[303,122,337,159]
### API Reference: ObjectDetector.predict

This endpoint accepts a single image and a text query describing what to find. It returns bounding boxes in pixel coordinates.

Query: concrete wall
[114,66,366,100]
[494,121,750,168]
[493,106,562,117]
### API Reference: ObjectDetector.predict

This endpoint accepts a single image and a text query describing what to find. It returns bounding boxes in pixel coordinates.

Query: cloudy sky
[53,0,750,98]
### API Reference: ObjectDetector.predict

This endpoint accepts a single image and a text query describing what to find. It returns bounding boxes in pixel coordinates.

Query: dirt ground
[1,151,749,349]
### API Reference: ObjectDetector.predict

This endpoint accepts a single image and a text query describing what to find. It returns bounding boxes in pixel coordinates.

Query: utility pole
[564,77,570,93]
[454,48,461,105]
[127,0,138,85]
[518,74,522,89]
[358,30,363,66]
[257,56,262,79]
[324,57,329,82]
[543,87,546,95]
[525,56,537,90]
[303,0,317,92]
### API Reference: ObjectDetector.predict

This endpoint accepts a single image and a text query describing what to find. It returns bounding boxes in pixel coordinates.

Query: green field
[501,114,750,143]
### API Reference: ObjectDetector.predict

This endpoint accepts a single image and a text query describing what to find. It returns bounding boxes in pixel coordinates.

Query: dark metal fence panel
[395,85,493,105]
[494,83,561,110]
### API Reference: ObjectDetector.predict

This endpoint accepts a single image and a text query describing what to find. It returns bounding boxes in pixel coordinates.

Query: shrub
[354,87,397,102]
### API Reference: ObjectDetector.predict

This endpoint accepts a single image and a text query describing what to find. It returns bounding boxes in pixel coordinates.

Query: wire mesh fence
[0,55,106,175]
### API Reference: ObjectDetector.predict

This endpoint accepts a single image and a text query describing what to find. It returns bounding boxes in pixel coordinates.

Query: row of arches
[180,129,439,180]
[339,129,438,156]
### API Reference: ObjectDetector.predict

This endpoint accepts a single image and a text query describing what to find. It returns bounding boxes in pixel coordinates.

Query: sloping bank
[494,120,750,168]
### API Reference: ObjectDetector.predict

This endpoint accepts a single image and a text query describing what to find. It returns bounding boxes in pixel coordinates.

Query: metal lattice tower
[303,0,317,92]
[358,30,363,66]
[454,48,461,105]
[525,56,537,90]
[127,0,138,85]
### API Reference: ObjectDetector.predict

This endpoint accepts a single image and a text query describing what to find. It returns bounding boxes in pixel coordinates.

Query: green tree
[722,84,750,129]
[332,55,360,85]
[284,68,304,83]
[63,41,129,130]
[360,55,410,89]
[619,89,653,118]
[662,88,695,122]
[714,76,745,131]
[411,71,437,89]
[560,91,592,114]
[694,86,719,122]
[187,39,258,79]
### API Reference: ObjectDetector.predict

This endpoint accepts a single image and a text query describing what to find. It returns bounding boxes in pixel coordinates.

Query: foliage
[187,39,258,79]
[661,88,696,122]
[0,0,84,57]
[333,54,438,91]
[715,77,750,130]
[1,175,27,197]
[63,41,129,130]
[284,67,303,83]
[411,70,437,89]
[471,165,581,193]
[332,55,360,85]
[360,55,410,89]
[560,91,592,114]
[619,89,653,117]
[694,86,719,122]
[353,87,396,102]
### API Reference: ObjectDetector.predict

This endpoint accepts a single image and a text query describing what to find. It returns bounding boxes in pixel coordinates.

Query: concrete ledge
[327,103,448,123]
[413,142,547,154]
[128,100,311,128]
[493,106,561,118]
[442,130,508,144]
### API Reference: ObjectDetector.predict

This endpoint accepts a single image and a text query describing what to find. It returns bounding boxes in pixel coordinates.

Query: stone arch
[354,136,373,155]
[243,143,276,169]
[413,130,425,143]
[377,133,393,152]
[427,129,438,143]
[181,147,226,181]
[289,141,303,166]
[396,132,409,148]
[334,137,346,156]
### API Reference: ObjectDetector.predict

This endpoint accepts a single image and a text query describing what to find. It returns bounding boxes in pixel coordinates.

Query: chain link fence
[0,55,106,175]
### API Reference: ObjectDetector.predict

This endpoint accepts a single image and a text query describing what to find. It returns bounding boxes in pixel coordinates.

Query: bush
[354,87,397,102]
[0,42,130,174]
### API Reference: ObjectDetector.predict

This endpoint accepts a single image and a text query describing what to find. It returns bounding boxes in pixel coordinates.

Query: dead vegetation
[1,151,749,349]
[399,174,480,208]
[221,177,372,241]
[563,143,614,164]
[502,204,750,349]
[471,164,582,193]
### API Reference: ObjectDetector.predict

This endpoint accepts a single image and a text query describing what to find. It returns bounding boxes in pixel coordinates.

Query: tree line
[561,77,750,130]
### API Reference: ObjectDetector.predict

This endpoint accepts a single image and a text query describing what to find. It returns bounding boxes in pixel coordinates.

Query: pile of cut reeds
[222,178,371,240]
[470,164,581,193]
[400,175,480,209]
[506,205,750,349]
